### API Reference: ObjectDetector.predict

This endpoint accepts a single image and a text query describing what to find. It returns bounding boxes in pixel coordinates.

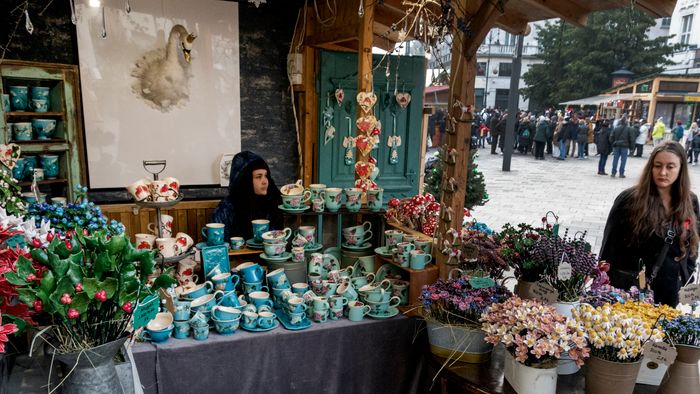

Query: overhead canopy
[559,93,639,106]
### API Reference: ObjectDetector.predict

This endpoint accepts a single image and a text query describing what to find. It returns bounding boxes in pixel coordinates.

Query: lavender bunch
[530,229,598,302]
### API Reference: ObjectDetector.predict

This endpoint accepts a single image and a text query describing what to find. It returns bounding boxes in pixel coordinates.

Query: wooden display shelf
[281,207,386,216]
[376,254,438,308]
[9,138,67,144]
[5,111,63,117]
[228,246,263,256]
[18,178,67,187]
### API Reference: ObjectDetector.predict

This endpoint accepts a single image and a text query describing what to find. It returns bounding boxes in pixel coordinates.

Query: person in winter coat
[534,116,548,160]
[690,122,700,165]
[600,141,699,306]
[596,121,612,175]
[609,117,636,178]
[635,120,650,157]
[671,120,684,142]
[490,112,501,154]
[546,115,557,154]
[576,119,588,159]
[652,118,666,146]
[212,151,283,241]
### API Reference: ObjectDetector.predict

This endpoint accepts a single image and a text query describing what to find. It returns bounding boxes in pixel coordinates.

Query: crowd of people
[471,107,700,177]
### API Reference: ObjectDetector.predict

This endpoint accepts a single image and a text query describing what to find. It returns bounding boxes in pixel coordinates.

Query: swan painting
[131,24,197,112]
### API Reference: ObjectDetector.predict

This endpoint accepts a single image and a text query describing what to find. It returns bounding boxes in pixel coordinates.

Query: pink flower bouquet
[481,297,589,368]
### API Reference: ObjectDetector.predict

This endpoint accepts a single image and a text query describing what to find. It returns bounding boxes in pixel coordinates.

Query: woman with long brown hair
[600,141,699,306]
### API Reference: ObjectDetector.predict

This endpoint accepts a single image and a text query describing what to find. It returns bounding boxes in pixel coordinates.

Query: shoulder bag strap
[649,226,675,284]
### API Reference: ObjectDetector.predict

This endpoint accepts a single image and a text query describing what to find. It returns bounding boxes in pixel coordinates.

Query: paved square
[469,145,700,256]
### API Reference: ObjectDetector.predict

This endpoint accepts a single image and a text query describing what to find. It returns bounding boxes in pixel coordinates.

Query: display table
[424,344,659,394]
[132,315,427,394]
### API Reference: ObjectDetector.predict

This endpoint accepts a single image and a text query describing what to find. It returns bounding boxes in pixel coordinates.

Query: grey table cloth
[132,315,427,394]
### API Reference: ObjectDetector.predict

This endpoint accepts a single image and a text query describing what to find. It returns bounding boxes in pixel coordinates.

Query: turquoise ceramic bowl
[13,122,32,141]
[40,154,59,179]
[8,86,28,111]
[31,86,50,99]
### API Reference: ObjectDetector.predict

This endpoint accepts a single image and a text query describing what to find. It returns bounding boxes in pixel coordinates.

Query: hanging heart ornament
[356,115,378,135]
[355,135,374,157]
[0,143,21,169]
[354,161,375,180]
[356,92,377,114]
[335,88,345,106]
[395,92,411,109]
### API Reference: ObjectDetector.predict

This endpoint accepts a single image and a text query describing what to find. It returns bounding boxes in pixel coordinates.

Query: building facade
[649,0,700,73]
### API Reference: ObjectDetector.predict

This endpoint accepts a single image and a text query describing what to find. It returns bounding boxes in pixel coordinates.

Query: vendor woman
[600,141,699,306]
[212,151,283,241]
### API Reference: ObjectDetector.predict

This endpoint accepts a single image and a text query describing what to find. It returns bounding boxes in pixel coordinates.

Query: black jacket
[600,188,699,306]
[609,124,636,148]
[595,127,612,155]
[212,151,283,240]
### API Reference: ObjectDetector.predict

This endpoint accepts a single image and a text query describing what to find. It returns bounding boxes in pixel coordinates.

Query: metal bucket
[426,320,493,363]
[658,345,700,394]
[585,356,641,394]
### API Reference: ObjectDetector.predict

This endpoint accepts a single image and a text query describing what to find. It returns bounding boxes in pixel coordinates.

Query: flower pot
[53,336,130,394]
[585,356,642,394]
[553,301,581,375]
[515,281,536,300]
[657,344,700,394]
[426,320,493,363]
[503,350,557,394]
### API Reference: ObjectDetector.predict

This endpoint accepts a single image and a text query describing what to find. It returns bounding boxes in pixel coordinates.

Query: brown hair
[630,141,699,259]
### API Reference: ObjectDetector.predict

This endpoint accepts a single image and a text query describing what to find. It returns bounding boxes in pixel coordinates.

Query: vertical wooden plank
[196,208,207,243]
[418,108,431,194]
[139,208,150,237]
[302,43,318,184]
[176,209,188,236]
[119,212,131,237]
[355,0,374,165]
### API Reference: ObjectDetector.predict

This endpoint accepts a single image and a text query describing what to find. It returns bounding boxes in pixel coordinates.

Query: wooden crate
[376,254,438,308]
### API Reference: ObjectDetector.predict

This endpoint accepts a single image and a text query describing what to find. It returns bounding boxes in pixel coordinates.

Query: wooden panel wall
[100,200,219,243]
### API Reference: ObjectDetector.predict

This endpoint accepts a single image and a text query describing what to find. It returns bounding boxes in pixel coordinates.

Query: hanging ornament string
[125,0,132,14]
[69,0,78,24]
[323,93,336,145]
[100,5,107,38]
[24,9,34,35]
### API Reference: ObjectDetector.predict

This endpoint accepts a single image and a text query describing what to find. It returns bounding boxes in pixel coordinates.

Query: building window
[495,89,509,110]
[658,80,699,93]
[503,32,517,46]
[477,62,486,76]
[681,14,694,45]
[475,88,485,109]
[660,17,671,28]
[498,62,512,77]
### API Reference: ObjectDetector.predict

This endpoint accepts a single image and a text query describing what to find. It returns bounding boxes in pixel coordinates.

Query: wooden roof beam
[495,12,530,35]
[306,22,360,47]
[631,0,675,17]
[520,0,589,27]
[462,0,507,59]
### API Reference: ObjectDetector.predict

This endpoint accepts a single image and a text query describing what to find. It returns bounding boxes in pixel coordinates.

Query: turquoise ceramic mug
[13,122,32,141]
[281,191,311,209]
[344,187,363,213]
[39,154,59,179]
[266,268,289,289]
[263,241,286,257]
[172,320,190,339]
[347,301,372,321]
[230,236,245,250]
[409,251,432,270]
[212,305,241,321]
[324,187,343,212]
[9,86,28,111]
[242,281,268,294]
[296,226,316,245]
[192,325,209,341]
[11,158,25,180]
[32,119,56,139]
[384,230,404,247]
[251,219,270,243]
[242,311,258,329]
[366,188,383,211]
[143,325,173,343]
[262,228,292,243]
[309,183,326,201]
[238,262,265,283]
[201,223,225,246]
[414,239,432,254]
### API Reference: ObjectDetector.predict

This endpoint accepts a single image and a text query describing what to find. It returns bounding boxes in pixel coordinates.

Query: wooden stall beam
[462,0,506,60]
[520,0,589,27]
[355,0,375,165]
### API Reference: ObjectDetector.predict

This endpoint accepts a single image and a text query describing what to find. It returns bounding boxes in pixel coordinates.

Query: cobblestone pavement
[469,144,700,256]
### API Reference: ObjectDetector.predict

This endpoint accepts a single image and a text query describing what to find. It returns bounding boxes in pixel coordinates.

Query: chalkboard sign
[133,294,160,329]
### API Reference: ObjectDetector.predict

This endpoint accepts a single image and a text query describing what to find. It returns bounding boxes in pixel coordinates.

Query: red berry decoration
[46,232,54,241]
[95,290,107,302]
[32,239,41,248]
[33,300,43,312]
[60,293,72,305]
[122,302,133,314]
[67,308,79,319]
[83,229,89,235]
[75,283,83,292]
[64,240,72,251]
[26,273,37,282]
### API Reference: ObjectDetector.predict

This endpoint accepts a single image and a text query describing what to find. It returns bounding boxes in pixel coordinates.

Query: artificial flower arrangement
[529,230,598,302]
[582,284,655,307]
[572,303,667,362]
[420,275,512,327]
[5,230,176,353]
[481,296,589,368]
[660,315,700,347]
[496,223,552,282]
[457,229,508,279]
[385,193,442,236]
[25,185,125,236]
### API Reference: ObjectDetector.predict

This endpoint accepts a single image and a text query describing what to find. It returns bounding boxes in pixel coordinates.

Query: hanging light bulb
[69,0,77,24]
[24,10,34,35]
[358,0,364,17]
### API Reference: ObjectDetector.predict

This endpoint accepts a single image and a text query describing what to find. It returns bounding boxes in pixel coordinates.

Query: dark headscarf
[211,151,283,240]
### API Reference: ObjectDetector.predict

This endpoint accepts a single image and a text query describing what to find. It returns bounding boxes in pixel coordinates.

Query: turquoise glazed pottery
[9,86,28,111]
[40,154,59,179]
[32,119,56,139]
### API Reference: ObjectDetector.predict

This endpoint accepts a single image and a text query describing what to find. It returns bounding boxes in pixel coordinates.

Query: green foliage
[424,149,488,210]
[522,9,680,107]
[0,165,26,216]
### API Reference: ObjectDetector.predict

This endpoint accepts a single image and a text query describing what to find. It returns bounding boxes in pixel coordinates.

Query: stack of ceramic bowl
[260,229,292,262]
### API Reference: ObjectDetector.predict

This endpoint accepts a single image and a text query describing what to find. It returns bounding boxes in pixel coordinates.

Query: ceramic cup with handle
[135,233,156,250]
[324,187,343,212]
[201,223,226,246]
[127,178,152,202]
[251,219,270,243]
[347,301,372,321]
[366,188,383,212]
[344,188,363,213]
[148,214,174,238]
[156,237,180,258]
[175,232,194,252]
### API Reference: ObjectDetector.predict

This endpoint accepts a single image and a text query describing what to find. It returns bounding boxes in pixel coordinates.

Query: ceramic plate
[240,320,279,332]
[200,245,231,280]
[260,252,292,262]
[367,306,399,319]
[304,243,323,252]
[276,312,312,331]
[246,239,264,249]
[278,204,310,213]
[342,242,372,250]
[196,241,229,250]
[374,246,393,258]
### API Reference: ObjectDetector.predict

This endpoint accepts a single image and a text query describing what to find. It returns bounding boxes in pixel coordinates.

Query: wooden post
[356,1,374,165]
[435,0,501,279]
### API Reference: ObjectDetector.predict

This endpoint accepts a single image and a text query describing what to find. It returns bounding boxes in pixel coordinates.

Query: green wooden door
[317,50,425,203]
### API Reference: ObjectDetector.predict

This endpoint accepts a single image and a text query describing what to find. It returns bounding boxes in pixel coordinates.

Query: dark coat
[600,188,699,306]
[212,151,283,240]
[609,124,636,148]
[596,126,612,155]
[576,124,589,144]
[534,121,548,142]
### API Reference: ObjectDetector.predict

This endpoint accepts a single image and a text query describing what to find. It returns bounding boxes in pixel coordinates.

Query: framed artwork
[75,0,241,188]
